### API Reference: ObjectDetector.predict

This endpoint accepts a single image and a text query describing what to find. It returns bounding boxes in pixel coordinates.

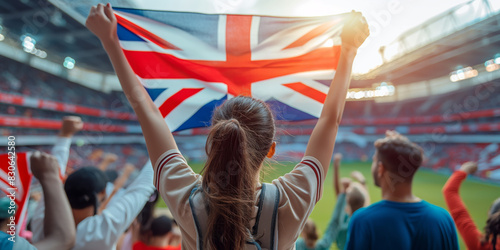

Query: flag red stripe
[226,15,253,59]
[16,153,30,189]
[283,82,327,103]
[225,15,253,95]
[158,88,204,117]
[115,14,181,50]
[122,46,340,97]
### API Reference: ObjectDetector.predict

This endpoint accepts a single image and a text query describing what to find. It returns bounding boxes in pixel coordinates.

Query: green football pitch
[157,161,500,249]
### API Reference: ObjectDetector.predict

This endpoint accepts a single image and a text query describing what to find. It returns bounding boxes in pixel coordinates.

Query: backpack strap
[252,183,280,250]
[189,183,280,250]
[189,185,208,250]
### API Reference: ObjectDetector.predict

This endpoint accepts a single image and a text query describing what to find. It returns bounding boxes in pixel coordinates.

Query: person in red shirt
[443,162,500,250]
[133,216,181,250]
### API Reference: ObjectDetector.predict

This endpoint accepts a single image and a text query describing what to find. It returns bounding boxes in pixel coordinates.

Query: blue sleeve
[315,194,346,249]
[295,238,305,250]
[446,213,460,250]
[345,209,370,250]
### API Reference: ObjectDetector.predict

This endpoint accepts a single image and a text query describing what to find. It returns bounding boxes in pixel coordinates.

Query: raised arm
[333,153,342,196]
[52,116,83,176]
[85,3,177,166]
[305,12,369,172]
[442,162,483,249]
[98,153,118,171]
[30,152,76,250]
[98,163,135,214]
[77,161,155,249]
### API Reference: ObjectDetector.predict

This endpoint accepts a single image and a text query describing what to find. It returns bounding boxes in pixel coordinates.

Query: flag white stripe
[252,17,343,60]
[116,11,225,61]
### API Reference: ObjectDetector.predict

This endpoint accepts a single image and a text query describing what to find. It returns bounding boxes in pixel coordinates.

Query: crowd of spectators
[343,82,500,119]
[0,56,132,112]
[0,104,138,126]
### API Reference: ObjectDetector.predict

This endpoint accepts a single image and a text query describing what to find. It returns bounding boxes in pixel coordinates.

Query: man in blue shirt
[345,131,458,250]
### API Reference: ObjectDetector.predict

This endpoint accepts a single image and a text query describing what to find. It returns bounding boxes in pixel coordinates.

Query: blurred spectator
[0,152,76,250]
[296,153,369,250]
[345,131,459,250]
[132,216,181,250]
[443,162,500,250]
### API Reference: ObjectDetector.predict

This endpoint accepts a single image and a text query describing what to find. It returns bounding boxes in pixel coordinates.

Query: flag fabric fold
[115,7,346,131]
[0,152,32,234]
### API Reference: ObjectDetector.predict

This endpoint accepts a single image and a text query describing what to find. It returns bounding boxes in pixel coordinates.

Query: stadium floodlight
[449,67,478,82]
[346,82,395,100]
[22,36,36,52]
[35,50,47,59]
[485,59,500,72]
[20,34,47,58]
[63,57,75,69]
[494,57,500,65]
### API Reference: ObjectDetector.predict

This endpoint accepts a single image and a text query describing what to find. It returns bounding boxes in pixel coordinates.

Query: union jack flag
[0,152,32,234]
[115,8,346,131]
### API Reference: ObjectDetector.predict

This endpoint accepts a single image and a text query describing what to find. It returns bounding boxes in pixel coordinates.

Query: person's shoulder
[421,201,450,215]
[350,201,385,220]
[420,201,454,221]
[356,200,387,213]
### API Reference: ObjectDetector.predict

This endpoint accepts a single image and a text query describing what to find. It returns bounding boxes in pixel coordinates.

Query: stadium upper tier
[351,0,500,86]
[0,57,132,111]
[1,51,499,136]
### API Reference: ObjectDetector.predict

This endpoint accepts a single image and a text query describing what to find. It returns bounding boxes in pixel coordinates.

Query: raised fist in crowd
[30,151,60,180]
[59,116,83,138]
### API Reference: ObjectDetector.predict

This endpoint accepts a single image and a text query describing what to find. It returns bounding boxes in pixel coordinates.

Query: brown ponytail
[201,96,275,250]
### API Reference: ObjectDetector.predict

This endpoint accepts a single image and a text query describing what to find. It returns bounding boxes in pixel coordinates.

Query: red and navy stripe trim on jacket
[301,159,322,203]
[155,152,180,190]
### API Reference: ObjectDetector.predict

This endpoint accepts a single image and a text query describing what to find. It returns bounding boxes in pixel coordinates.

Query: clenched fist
[86,3,118,46]
[30,151,60,180]
[59,116,83,137]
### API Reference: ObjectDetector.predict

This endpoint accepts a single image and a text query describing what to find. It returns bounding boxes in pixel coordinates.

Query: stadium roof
[351,8,500,87]
[0,0,115,73]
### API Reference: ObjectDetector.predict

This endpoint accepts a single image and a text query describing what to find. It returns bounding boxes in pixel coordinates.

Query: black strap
[252,184,267,235]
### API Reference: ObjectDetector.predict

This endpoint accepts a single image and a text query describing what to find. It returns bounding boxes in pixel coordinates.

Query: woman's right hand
[341,11,370,50]
[86,3,118,46]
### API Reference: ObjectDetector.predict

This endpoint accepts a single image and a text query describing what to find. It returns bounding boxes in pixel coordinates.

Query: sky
[64,0,499,74]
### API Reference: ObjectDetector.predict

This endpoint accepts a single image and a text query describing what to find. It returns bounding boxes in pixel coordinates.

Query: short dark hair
[375,136,423,181]
[150,216,173,236]
[64,167,107,209]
